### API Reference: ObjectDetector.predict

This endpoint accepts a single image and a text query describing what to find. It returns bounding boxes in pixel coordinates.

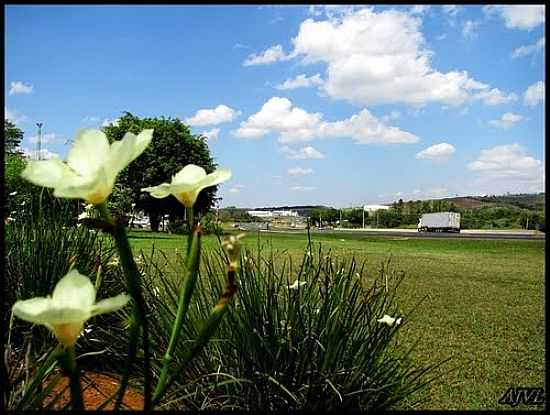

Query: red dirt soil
[43,370,144,410]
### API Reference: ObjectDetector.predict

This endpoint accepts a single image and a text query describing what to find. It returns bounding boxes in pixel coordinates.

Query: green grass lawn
[128,229,545,410]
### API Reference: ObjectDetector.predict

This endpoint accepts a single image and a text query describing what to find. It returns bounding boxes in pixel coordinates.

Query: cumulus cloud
[284,8,515,107]
[201,128,220,140]
[9,81,33,95]
[483,5,545,31]
[462,20,480,39]
[275,73,323,90]
[523,81,545,107]
[288,167,313,176]
[467,144,544,187]
[28,133,63,145]
[229,185,245,193]
[22,147,59,160]
[5,107,29,125]
[243,44,290,66]
[232,97,419,145]
[410,5,430,15]
[290,186,316,191]
[488,112,524,129]
[185,105,241,126]
[416,143,456,160]
[512,36,545,59]
[82,116,100,124]
[382,111,401,122]
[280,145,326,159]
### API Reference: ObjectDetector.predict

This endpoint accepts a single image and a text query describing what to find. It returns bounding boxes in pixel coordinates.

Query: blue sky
[5,5,545,208]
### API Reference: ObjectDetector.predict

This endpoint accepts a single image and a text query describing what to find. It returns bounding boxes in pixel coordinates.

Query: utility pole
[362,207,365,229]
[36,122,43,160]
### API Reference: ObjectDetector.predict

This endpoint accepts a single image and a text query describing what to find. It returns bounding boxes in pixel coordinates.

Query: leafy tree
[4,120,24,154]
[102,112,218,231]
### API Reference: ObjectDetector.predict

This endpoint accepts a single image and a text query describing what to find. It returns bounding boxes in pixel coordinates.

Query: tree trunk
[149,212,160,232]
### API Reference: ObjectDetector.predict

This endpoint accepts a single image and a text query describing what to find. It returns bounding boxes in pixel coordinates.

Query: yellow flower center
[87,190,107,205]
[176,192,195,207]
[53,322,83,347]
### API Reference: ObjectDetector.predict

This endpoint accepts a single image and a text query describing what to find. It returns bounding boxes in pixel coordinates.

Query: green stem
[186,207,194,255]
[153,223,201,404]
[152,265,237,406]
[96,202,151,411]
[59,346,83,410]
[16,344,63,409]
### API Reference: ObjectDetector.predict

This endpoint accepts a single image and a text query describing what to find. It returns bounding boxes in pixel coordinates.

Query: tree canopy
[5,119,24,154]
[102,112,218,231]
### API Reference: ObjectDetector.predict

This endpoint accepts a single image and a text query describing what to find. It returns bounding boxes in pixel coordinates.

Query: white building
[247,210,299,218]
[363,204,391,213]
[247,210,273,218]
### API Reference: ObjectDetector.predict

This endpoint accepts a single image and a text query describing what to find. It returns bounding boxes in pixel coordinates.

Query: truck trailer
[418,212,461,233]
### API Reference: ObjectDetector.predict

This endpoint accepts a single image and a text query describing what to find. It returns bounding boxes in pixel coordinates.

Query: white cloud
[21,147,59,160]
[101,118,120,127]
[243,44,290,66]
[523,81,545,107]
[467,144,543,186]
[462,20,480,39]
[233,97,419,145]
[436,33,448,41]
[290,186,316,191]
[229,185,245,193]
[442,5,460,16]
[185,105,241,126]
[82,116,100,124]
[9,81,33,95]
[288,167,313,176]
[5,107,29,125]
[483,5,545,31]
[416,143,456,160]
[382,111,401,122]
[28,133,63,144]
[233,43,248,49]
[488,112,524,129]
[201,128,220,140]
[287,8,515,107]
[512,36,545,59]
[472,88,518,105]
[410,5,430,15]
[280,145,326,159]
[275,73,323,90]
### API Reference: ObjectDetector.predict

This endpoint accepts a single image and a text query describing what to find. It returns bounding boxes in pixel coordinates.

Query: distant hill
[439,193,545,211]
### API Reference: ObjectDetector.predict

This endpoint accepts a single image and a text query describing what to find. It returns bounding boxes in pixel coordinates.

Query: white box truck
[418,212,461,233]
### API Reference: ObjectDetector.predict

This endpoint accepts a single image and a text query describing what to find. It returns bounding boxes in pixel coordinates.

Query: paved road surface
[253,228,545,240]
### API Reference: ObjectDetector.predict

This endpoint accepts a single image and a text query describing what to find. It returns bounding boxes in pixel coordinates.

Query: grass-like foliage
[124,236,444,410]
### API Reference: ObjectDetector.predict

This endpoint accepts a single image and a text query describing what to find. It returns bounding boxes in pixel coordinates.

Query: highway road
[252,228,546,241]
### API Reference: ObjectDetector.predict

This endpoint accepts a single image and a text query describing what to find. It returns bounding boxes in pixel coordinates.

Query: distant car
[132,217,150,229]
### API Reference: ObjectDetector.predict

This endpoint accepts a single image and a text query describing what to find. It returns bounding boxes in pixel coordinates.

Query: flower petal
[20,158,69,189]
[106,129,153,185]
[90,294,130,316]
[12,297,54,325]
[52,269,96,312]
[141,183,173,199]
[173,164,207,185]
[198,168,232,190]
[35,307,91,324]
[53,172,105,201]
[67,129,110,176]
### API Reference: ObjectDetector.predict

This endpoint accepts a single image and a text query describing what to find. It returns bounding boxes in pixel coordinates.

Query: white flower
[288,280,307,290]
[377,314,402,327]
[141,164,231,207]
[78,211,89,220]
[9,191,17,196]
[21,128,153,205]
[12,269,130,346]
